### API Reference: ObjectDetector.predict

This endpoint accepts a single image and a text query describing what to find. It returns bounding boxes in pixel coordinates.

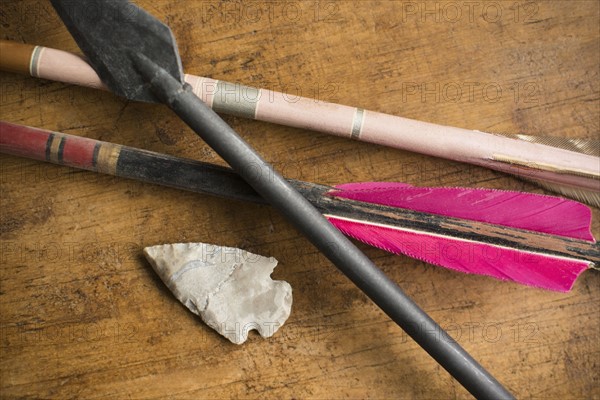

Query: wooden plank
[1,1,598,398]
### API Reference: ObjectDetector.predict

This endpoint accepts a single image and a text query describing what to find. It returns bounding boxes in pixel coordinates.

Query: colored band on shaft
[42,130,121,174]
[351,108,365,139]
[212,81,260,119]
[29,45,43,77]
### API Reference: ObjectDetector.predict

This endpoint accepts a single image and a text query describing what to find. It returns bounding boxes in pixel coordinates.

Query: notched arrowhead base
[144,242,292,344]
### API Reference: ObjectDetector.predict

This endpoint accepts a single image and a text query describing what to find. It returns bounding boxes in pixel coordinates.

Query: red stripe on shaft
[0,121,50,161]
[61,135,96,168]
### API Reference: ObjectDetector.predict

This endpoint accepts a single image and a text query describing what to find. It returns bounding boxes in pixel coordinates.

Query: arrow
[0,39,598,207]
[2,121,597,293]
[47,0,514,397]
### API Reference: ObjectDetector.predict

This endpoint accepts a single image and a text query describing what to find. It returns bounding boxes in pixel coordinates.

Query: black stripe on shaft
[92,142,101,170]
[45,133,55,161]
[57,136,67,162]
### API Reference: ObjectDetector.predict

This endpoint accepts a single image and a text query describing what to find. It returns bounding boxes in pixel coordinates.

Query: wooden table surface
[1,1,598,398]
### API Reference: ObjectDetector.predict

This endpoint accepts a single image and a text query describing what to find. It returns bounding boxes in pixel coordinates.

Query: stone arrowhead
[143,242,292,344]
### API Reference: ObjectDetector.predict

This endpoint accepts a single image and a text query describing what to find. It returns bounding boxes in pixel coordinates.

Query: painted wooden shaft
[2,121,597,266]
[1,40,597,193]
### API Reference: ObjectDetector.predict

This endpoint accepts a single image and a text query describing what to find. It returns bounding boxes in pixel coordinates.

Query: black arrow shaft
[133,54,514,400]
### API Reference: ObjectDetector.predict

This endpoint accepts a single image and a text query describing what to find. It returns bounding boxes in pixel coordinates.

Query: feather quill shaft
[1,121,598,292]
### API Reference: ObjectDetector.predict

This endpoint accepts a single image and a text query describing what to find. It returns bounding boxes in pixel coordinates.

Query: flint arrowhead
[144,242,292,344]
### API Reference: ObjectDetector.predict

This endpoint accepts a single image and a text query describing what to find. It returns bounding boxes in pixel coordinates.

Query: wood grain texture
[1,1,598,398]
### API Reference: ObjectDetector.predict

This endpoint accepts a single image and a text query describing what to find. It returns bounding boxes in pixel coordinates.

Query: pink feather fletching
[327,217,589,292]
[332,182,594,241]
[328,183,596,292]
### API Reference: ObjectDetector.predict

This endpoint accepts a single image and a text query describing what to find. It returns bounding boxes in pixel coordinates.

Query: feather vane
[327,183,597,292]
[327,216,590,292]
[332,182,595,241]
